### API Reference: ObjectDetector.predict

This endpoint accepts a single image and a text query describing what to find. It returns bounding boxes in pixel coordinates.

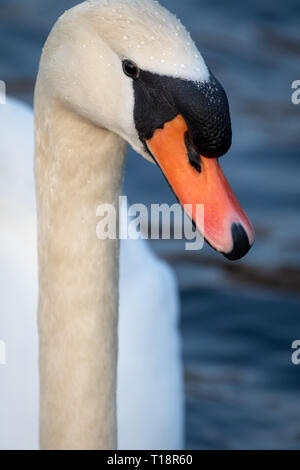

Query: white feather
[0,97,183,450]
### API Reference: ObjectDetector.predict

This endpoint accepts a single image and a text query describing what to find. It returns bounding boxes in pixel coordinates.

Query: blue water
[182,287,300,449]
[1,0,300,449]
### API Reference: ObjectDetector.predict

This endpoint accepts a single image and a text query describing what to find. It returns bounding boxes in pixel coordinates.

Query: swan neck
[35,92,126,450]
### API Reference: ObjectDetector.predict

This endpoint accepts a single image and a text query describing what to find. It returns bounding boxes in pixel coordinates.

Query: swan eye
[122,60,140,79]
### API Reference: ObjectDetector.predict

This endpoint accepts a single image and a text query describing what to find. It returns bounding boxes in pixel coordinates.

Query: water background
[1,0,300,449]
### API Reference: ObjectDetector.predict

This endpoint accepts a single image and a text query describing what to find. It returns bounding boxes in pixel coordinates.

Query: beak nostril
[223,223,251,261]
[184,131,201,173]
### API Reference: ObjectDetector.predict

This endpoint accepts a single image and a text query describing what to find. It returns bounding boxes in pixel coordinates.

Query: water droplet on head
[123,35,128,40]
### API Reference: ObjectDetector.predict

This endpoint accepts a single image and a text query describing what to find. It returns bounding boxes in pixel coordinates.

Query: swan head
[39,0,254,260]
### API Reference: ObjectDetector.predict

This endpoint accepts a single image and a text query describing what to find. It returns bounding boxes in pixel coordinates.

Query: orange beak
[146,115,255,260]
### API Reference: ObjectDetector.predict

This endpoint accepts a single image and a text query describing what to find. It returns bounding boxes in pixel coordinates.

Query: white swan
[0,96,183,450]
[0,0,254,450]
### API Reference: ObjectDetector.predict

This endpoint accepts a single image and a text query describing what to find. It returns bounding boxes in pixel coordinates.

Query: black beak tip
[223,223,252,261]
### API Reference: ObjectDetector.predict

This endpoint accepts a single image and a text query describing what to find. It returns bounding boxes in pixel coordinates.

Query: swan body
[0,97,183,449]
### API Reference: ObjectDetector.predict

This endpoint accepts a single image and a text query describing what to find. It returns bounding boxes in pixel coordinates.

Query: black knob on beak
[176,73,232,158]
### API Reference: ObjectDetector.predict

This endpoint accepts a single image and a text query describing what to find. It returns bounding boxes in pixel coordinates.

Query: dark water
[182,287,300,449]
[1,0,300,449]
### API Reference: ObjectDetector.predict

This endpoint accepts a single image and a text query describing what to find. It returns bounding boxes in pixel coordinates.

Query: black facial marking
[184,131,201,173]
[224,223,251,261]
[133,69,232,158]
[133,70,177,143]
